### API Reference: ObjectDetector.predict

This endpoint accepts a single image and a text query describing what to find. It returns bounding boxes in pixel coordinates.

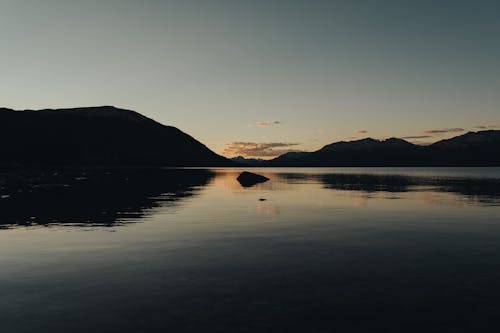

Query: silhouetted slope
[230,156,266,166]
[267,131,500,166]
[319,137,415,152]
[266,151,310,166]
[0,106,232,166]
[427,130,500,166]
[268,137,421,166]
[307,137,420,166]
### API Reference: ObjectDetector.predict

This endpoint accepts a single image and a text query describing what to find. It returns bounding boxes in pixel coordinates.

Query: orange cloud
[223,141,302,158]
[402,135,433,139]
[422,128,465,134]
[256,121,282,127]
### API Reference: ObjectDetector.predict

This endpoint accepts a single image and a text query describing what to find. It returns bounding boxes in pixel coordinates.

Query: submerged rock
[237,171,269,187]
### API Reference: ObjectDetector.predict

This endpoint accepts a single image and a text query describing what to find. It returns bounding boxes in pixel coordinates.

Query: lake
[1,167,500,332]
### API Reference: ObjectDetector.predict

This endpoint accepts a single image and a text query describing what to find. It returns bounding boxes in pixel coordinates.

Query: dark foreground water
[1,167,500,332]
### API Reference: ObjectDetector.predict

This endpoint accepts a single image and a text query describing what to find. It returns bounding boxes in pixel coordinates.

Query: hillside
[266,131,500,166]
[0,106,232,167]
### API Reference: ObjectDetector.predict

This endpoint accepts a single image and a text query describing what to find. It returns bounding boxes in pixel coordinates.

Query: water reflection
[0,168,214,227]
[1,168,500,332]
[1,168,499,228]
[276,172,500,206]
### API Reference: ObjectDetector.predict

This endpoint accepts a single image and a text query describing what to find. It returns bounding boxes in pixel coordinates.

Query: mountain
[0,106,232,167]
[230,156,266,166]
[318,137,415,153]
[431,130,500,150]
[3,107,497,167]
[265,151,311,166]
[426,130,500,166]
[266,131,500,166]
[267,137,421,166]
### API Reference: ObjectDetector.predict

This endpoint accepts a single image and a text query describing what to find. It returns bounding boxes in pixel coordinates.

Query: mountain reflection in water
[1,168,499,229]
[0,168,214,227]
[277,172,500,205]
[1,168,500,333]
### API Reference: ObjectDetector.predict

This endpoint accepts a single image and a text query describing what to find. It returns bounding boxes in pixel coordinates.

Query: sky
[1,0,499,158]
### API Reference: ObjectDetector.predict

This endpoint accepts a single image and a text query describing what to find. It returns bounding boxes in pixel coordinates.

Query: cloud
[223,141,302,158]
[354,129,368,134]
[476,125,497,129]
[422,128,465,134]
[256,120,282,127]
[401,135,434,139]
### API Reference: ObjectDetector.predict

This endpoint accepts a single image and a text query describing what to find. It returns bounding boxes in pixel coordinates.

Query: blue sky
[1,0,499,157]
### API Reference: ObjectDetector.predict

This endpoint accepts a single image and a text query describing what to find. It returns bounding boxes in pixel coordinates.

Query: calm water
[1,167,500,332]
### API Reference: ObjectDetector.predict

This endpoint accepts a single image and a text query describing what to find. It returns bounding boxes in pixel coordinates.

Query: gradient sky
[1,0,499,158]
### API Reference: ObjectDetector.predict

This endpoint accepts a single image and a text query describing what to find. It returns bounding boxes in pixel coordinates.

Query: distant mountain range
[234,131,500,167]
[1,106,498,167]
[230,156,267,166]
[0,106,232,167]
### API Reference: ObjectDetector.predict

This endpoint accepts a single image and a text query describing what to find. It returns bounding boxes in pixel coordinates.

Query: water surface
[1,167,500,332]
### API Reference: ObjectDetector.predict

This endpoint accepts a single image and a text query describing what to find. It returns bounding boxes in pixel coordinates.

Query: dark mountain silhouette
[319,137,415,152]
[0,106,232,167]
[2,106,497,167]
[267,137,421,166]
[265,131,500,166]
[230,156,267,166]
[426,130,500,166]
[266,151,311,166]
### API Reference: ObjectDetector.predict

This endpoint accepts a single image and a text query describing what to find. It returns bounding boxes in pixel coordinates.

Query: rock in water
[237,171,269,187]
